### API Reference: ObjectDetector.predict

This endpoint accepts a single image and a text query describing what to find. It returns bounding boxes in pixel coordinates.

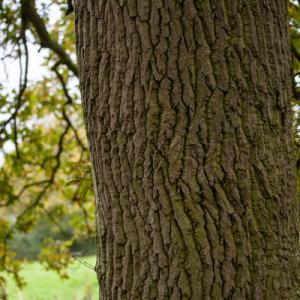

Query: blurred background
[0,0,97,299]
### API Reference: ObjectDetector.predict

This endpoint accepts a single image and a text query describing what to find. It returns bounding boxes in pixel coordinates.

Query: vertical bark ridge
[75,0,299,299]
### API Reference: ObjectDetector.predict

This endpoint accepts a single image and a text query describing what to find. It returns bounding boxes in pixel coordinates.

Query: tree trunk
[75,1,299,299]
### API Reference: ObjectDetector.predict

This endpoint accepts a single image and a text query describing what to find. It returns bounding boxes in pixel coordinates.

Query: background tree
[75,1,299,299]
[0,0,94,291]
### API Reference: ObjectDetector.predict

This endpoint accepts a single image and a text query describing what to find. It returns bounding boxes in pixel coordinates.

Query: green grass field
[5,256,98,300]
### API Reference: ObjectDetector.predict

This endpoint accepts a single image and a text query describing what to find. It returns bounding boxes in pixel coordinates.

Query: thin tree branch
[52,63,87,151]
[0,9,29,139]
[66,0,74,15]
[21,0,78,76]
[4,123,71,242]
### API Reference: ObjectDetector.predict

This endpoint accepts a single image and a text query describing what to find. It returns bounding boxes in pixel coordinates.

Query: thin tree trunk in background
[75,1,299,299]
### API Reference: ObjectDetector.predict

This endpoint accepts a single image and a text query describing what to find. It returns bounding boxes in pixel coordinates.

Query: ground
[5,256,98,300]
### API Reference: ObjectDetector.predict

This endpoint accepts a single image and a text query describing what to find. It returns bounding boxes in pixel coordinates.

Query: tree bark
[75,1,299,299]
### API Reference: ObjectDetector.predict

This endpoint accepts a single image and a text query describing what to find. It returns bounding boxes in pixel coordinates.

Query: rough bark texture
[75,1,299,299]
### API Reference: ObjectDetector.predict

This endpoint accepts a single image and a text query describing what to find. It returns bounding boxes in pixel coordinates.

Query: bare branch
[21,0,78,76]
[52,63,87,151]
[66,0,74,15]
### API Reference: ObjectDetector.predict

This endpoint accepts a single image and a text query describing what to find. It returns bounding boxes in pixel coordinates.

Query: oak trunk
[75,1,299,299]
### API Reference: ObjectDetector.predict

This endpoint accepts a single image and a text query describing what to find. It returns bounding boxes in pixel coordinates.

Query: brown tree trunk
[75,1,299,299]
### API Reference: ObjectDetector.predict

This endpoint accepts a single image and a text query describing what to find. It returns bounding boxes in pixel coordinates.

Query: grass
[5,256,98,300]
